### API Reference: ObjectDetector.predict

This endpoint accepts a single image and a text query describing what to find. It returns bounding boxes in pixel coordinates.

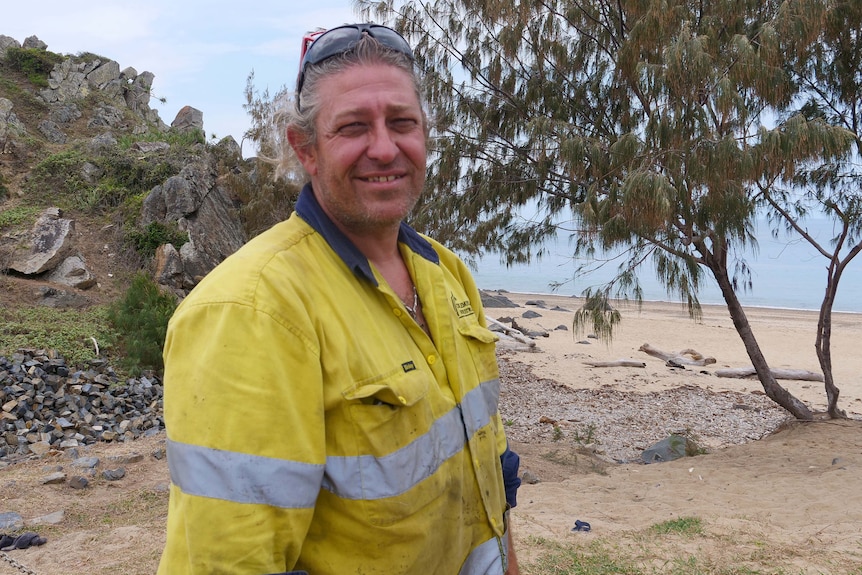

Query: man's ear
[287,127,318,176]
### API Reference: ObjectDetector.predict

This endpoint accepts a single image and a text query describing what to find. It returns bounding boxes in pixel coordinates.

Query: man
[158,23,520,574]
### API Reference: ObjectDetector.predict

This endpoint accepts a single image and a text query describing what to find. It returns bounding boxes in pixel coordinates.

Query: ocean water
[468,217,862,313]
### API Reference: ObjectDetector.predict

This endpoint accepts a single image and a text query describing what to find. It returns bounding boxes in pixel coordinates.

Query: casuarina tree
[755,0,862,418]
[357,0,857,419]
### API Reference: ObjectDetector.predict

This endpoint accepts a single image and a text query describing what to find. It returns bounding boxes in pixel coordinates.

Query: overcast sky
[4,1,359,155]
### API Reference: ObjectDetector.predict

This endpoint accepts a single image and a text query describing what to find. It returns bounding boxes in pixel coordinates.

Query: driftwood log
[487,317,537,352]
[638,343,717,366]
[583,359,646,368]
[715,367,824,382]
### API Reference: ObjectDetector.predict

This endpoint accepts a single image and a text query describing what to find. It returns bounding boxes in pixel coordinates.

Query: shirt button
[427,355,436,364]
[393,308,403,317]
[398,395,407,405]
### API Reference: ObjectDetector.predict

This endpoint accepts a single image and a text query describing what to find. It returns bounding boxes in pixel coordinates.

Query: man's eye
[338,122,365,135]
[392,118,418,131]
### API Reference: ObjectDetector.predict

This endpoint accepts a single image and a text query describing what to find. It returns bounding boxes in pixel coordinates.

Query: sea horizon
[466,216,862,314]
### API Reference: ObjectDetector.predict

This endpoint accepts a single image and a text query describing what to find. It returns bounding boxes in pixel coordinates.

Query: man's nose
[366,123,399,163]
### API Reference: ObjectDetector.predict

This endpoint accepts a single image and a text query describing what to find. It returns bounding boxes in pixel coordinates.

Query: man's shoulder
[181,215,326,305]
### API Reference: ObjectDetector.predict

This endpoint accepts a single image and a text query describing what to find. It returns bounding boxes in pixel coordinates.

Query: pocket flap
[457,322,499,344]
[343,371,429,407]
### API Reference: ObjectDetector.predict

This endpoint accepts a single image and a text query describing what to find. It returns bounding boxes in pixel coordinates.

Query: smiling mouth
[363,175,401,183]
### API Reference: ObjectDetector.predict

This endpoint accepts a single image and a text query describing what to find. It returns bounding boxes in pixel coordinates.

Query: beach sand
[1,295,860,574]
[487,291,862,573]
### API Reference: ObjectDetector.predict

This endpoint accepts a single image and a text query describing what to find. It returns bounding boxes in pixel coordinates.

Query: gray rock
[86,60,121,89]
[89,132,118,150]
[0,35,21,59]
[46,255,96,290]
[0,512,24,531]
[71,456,100,469]
[68,476,89,489]
[38,119,66,144]
[641,435,699,464]
[80,161,104,184]
[88,104,125,129]
[522,310,542,319]
[171,105,204,133]
[50,103,82,124]
[34,286,92,309]
[41,472,66,485]
[22,35,47,50]
[7,209,75,276]
[27,510,65,525]
[108,453,143,464]
[481,292,519,308]
[102,467,126,481]
[521,470,540,484]
[132,141,170,154]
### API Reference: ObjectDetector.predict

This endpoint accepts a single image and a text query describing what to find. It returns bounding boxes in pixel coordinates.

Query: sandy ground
[487,291,862,574]
[0,294,860,574]
[489,291,862,415]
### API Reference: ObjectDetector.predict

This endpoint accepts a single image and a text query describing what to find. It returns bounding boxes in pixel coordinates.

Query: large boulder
[0,36,21,59]
[6,208,75,276]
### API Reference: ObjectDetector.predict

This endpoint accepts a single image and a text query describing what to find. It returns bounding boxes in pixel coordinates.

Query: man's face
[295,63,427,236]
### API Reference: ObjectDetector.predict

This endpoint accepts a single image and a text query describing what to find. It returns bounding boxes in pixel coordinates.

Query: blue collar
[295,184,440,286]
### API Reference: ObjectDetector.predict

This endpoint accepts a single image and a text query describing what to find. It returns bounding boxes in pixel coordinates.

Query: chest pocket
[457,321,500,382]
[342,369,460,525]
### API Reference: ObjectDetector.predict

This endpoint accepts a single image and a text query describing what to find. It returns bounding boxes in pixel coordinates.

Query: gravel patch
[497,352,792,463]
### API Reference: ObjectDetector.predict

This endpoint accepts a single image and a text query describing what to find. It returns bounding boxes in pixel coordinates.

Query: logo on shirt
[451,294,475,318]
[401,361,417,373]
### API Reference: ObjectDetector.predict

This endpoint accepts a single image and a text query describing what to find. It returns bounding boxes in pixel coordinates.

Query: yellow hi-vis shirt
[158,186,510,574]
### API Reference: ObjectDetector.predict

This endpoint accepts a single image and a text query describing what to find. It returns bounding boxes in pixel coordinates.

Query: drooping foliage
[231,71,303,238]
[357,0,858,419]
[755,0,862,417]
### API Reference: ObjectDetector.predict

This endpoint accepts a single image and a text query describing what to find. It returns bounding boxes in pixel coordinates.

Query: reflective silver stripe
[323,378,501,500]
[458,533,506,575]
[167,438,324,508]
[461,378,500,437]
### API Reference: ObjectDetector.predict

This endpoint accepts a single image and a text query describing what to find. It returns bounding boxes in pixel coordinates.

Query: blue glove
[500,446,522,508]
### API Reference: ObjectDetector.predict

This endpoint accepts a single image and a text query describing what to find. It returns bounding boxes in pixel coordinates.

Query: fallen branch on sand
[488,317,537,352]
[638,343,717,366]
[583,359,647,368]
[715,367,824,382]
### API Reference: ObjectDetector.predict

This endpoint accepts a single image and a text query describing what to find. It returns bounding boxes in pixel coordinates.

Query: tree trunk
[703,246,814,420]
[816,257,846,418]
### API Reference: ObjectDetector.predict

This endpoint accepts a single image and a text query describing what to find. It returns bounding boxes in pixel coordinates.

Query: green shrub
[0,305,116,368]
[0,205,40,231]
[125,221,189,258]
[26,149,89,201]
[107,273,177,375]
[117,128,206,150]
[4,46,64,87]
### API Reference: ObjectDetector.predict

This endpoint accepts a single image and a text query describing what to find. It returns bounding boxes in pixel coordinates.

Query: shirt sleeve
[159,300,324,574]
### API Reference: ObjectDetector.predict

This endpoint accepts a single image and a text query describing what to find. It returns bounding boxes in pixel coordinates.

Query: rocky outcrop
[40,54,165,131]
[1,35,251,297]
[143,156,247,292]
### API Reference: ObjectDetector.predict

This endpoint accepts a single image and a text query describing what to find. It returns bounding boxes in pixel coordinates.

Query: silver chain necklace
[403,285,420,319]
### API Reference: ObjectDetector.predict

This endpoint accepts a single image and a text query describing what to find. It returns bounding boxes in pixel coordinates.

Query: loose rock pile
[0,349,163,463]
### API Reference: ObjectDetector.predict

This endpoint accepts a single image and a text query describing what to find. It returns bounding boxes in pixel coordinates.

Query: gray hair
[271,34,426,181]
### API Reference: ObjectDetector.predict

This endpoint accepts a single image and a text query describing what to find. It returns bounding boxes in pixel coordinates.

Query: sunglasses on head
[295,23,415,111]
